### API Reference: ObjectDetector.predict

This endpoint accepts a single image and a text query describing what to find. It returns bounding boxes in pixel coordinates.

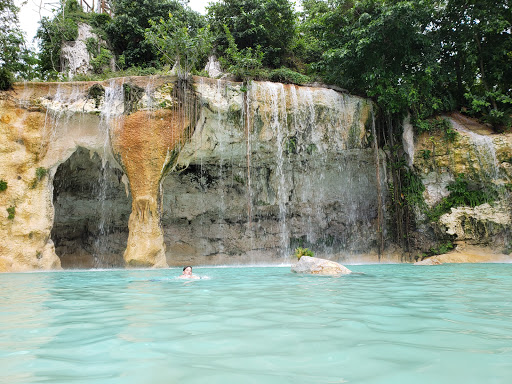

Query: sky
[16,0,211,49]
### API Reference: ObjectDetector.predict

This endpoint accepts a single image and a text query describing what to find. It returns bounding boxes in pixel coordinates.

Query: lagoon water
[1,264,512,384]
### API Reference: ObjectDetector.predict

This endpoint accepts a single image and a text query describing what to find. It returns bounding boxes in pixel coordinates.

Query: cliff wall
[0,76,386,271]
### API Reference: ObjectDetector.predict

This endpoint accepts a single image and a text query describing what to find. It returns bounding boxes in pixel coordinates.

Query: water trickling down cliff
[2,76,509,271]
[0,76,390,271]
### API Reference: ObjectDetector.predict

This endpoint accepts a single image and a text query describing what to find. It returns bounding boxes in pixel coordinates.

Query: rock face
[1,77,511,271]
[411,112,512,254]
[291,256,352,275]
[438,202,511,243]
[60,23,96,78]
[204,56,223,78]
[0,76,384,271]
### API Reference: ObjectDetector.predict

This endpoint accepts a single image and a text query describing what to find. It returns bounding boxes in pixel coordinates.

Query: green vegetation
[31,167,48,189]
[0,66,14,90]
[269,67,310,85]
[417,241,455,260]
[36,167,48,181]
[219,25,265,82]
[402,171,499,224]
[144,13,213,79]
[106,0,205,69]
[207,0,296,68]
[1,0,39,83]
[6,205,15,220]
[294,247,314,260]
[37,0,87,74]
[0,179,7,192]
[427,174,499,222]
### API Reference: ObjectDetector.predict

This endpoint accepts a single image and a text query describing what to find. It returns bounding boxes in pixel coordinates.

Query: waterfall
[216,79,227,255]
[94,78,124,266]
[265,82,289,256]
[450,118,500,180]
[10,77,384,269]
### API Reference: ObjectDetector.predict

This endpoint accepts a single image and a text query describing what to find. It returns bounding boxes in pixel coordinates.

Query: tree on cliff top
[106,0,205,68]
[144,13,213,79]
[0,0,25,88]
[206,0,296,68]
[303,0,511,131]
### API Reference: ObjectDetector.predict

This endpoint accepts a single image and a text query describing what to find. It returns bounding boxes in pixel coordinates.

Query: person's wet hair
[183,266,192,271]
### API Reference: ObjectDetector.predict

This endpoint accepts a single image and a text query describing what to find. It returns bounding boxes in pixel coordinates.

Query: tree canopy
[106,0,205,68]
[206,0,296,68]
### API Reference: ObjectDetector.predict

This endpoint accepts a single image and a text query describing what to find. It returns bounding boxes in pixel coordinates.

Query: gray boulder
[291,256,352,275]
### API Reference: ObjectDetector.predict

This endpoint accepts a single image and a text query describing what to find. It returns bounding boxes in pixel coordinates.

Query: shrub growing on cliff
[219,25,264,82]
[0,179,7,192]
[207,0,296,68]
[7,205,15,220]
[269,67,310,85]
[294,247,314,260]
[107,0,205,69]
[31,167,48,189]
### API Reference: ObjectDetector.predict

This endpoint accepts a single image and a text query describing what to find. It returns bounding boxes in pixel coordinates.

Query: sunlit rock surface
[291,256,352,275]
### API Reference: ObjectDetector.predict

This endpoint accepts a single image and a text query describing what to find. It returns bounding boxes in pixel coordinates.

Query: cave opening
[51,147,131,269]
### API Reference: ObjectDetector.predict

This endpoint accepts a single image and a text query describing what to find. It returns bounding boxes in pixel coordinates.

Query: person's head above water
[182,266,192,275]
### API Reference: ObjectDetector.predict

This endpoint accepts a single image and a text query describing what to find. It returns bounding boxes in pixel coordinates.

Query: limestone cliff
[1,76,384,271]
[410,112,512,258]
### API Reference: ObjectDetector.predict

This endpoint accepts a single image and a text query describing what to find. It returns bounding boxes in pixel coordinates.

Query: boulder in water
[291,256,351,275]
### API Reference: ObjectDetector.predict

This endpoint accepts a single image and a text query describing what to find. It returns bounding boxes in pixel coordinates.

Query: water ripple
[1,264,512,383]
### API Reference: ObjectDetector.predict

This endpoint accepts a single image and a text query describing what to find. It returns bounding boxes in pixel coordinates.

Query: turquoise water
[1,264,512,384]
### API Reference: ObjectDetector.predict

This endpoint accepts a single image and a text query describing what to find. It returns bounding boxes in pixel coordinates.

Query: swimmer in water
[178,266,200,279]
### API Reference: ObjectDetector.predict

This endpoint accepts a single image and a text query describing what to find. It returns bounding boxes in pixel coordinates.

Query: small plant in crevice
[306,143,317,155]
[36,167,47,181]
[294,247,314,260]
[420,149,431,160]
[31,167,48,189]
[0,179,7,192]
[233,175,245,185]
[443,127,458,142]
[285,137,297,154]
[7,206,15,220]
